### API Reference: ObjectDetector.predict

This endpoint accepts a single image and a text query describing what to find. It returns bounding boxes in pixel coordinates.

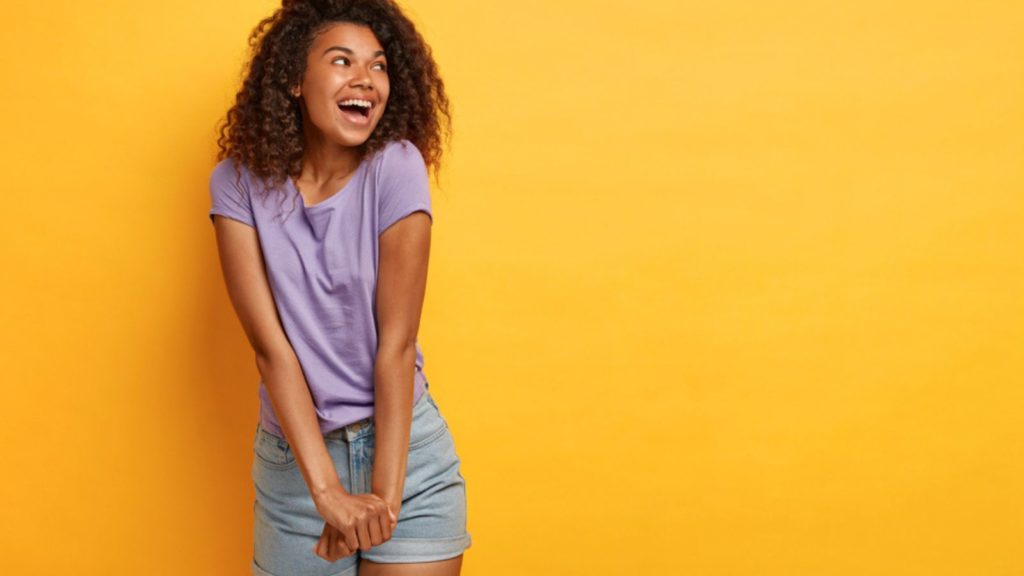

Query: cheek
[304,98,341,131]
[307,95,334,117]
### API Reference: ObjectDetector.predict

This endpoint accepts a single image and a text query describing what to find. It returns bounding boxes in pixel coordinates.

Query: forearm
[371,342,418,506]
[256,349,343,501]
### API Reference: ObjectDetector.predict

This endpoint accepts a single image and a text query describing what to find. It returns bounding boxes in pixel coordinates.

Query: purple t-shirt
[208,139,432,437]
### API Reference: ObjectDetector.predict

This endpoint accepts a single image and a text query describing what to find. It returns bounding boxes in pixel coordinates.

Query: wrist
[374,485,402,506]
[310,477,345,505]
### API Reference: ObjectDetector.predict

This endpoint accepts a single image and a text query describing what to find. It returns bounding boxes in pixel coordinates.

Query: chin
[334,133,372,148]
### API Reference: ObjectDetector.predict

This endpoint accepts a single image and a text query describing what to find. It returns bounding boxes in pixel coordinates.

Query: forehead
[311,21,384,54]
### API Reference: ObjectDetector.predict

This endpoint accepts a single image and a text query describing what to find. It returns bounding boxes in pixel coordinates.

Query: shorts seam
[252,558,356,576]
[360,533,472,564]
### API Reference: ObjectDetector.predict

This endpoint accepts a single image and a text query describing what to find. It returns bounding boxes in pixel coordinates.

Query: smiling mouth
[338,103,371,118]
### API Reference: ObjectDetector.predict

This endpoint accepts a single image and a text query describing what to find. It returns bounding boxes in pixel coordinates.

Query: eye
[331,57,386,71]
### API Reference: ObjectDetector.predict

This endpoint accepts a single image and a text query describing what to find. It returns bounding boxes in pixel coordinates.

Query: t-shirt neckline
[290,155,369,211]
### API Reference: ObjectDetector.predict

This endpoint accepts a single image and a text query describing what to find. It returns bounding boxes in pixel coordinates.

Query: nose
[350,70,373,90]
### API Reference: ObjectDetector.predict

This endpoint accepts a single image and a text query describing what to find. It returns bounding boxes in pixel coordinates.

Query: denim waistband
[323,384,430,443]
[324,416,374,443]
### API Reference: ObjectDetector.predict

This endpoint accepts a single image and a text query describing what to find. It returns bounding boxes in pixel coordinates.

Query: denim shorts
[251,385,472,575]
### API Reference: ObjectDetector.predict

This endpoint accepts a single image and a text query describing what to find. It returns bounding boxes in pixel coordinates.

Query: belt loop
[344,417,373,443]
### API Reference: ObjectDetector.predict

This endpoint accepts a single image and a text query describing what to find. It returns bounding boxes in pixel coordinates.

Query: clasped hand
[312,486,398,562]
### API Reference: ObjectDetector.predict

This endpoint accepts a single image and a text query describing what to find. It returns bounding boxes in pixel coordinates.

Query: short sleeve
[377,140,433,235]
[208,159,255,228]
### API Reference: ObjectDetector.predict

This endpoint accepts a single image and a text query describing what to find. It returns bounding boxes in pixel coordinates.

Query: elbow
[254,350,275,379]
[253,341,297,377]
[376,338,417,365]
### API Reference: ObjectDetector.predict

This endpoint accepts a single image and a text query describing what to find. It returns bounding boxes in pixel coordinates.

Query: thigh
[356,389,473,565]
[359,554,463,575]
[251,423,359,576]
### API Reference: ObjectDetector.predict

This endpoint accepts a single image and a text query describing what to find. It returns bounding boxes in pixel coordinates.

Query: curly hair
[214,0,452,208]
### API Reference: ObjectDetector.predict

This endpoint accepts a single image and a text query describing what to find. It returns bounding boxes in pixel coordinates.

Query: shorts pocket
[408,424,447,451]
[408,392,448,451]
[254,427,297,470]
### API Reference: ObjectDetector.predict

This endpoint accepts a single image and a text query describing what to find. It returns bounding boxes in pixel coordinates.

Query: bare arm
[211,215,343,500]
[372,211,432,514]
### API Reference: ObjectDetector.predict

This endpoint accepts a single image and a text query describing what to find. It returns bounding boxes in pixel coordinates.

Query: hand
[314,503,398,562]
[311,485,397,562]
[381,494,402,525]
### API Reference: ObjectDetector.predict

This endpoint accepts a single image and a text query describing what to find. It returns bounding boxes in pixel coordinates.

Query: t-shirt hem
[209,210,255,228]
[379,204,432,236]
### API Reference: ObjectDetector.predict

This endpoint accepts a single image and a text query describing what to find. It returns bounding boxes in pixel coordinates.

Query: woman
[207,1,469,574]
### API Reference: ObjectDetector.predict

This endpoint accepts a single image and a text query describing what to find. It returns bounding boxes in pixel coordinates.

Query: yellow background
[1,0,1021,574]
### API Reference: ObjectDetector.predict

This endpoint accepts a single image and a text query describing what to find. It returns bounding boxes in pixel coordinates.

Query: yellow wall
[1,0,1021,574]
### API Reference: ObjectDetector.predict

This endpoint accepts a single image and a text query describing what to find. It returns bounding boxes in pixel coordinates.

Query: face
[293,22,390,148]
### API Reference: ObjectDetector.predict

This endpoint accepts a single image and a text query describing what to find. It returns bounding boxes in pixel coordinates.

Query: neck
[299,120,364,185]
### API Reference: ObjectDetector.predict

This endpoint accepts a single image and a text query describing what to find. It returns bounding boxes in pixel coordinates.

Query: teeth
[338,99,372,108]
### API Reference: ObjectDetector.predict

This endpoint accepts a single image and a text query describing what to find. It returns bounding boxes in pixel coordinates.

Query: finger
[329,525,343,561]
[336,527,353,560]
[325,525,335,560]
[342,526,360,554]
[339,522,356,557]
[315,525,329,559]
[380,502,391,537]
[368,509,384,546]
[376,506,391,542]
[356,516,373,550]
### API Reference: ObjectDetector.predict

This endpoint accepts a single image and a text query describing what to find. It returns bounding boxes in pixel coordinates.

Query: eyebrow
[322,46,386,59]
